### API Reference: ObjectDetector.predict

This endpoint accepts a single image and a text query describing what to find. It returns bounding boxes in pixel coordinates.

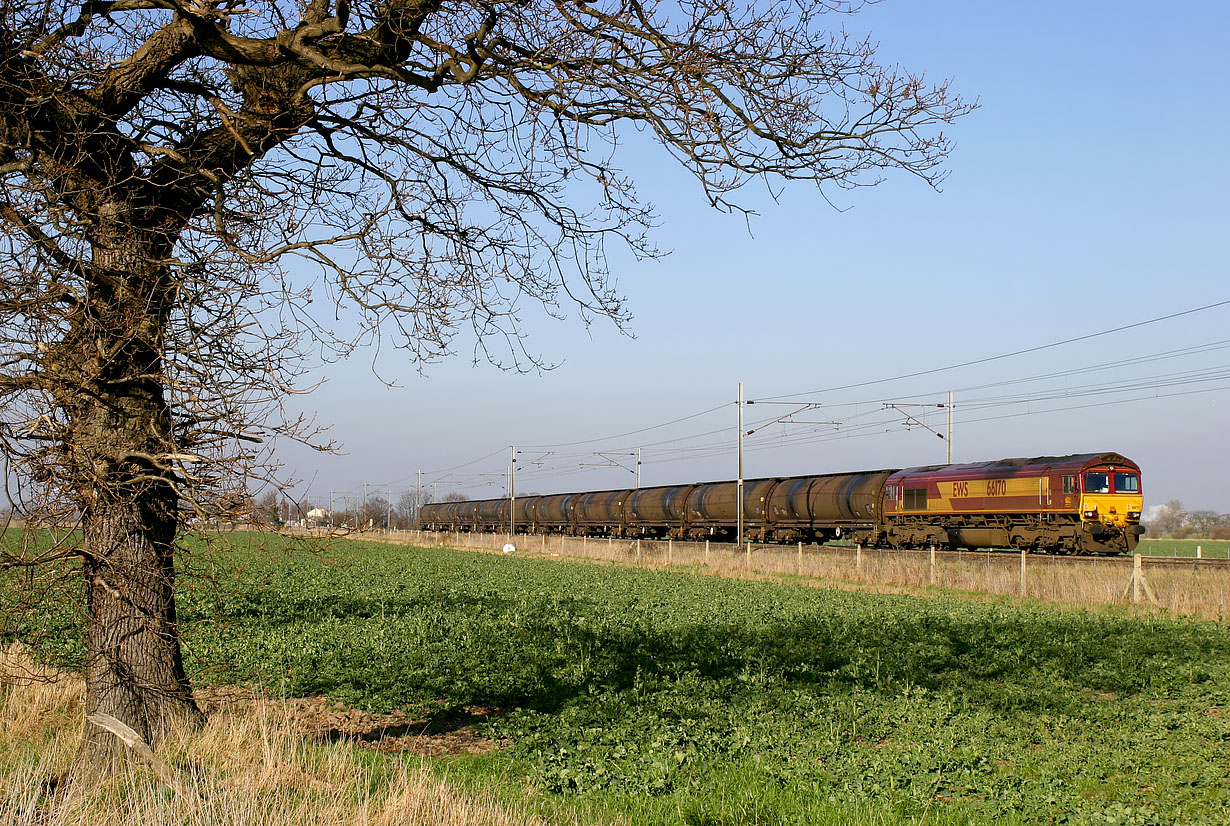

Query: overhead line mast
[737,382,842,548]
[948,390,954,464]
[737,382,743,549]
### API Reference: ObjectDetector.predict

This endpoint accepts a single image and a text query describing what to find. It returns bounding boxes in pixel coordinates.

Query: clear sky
[279,1,1230,514]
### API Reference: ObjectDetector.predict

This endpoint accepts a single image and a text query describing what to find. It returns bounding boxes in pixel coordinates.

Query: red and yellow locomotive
[880,452,1143,554]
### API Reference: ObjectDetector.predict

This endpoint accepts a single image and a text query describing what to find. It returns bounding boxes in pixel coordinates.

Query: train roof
[428,468,898,509]
[889,452,1138,479]
[422,453,1141,510]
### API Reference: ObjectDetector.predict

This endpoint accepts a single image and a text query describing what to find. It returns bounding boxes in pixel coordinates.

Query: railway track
[1137,554,1230,569]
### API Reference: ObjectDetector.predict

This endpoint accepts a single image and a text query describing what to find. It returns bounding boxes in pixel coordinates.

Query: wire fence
[388,530,1230,623]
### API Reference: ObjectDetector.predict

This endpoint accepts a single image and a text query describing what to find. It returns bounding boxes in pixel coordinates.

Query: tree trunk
[63,212,204,776]
[78,493,202,772]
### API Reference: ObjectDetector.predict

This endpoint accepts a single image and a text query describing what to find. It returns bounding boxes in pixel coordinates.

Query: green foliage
[18,533,1230,825]
[0,529,84,669]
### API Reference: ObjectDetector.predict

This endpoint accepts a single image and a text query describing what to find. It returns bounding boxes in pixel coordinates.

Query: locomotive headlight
[1083,509,1097,519]
[1128,511,1141,519]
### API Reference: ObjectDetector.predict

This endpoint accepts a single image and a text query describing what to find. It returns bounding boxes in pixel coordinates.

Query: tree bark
[78,493,202,772]
[62,210,204,775]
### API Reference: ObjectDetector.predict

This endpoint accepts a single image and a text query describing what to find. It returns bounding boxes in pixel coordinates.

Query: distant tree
[396,488,430,527]
[1145,500,1188,537]
[359,496,391,530]
[255,491,281,529]
[1187,510,1220,539]
[333,506,356,529]
[442,492,472,503]
[0,0,972,771]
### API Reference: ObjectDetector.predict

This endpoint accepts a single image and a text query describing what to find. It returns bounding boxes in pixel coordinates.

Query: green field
[17,533,1230,825]
[1137,538,1230,559]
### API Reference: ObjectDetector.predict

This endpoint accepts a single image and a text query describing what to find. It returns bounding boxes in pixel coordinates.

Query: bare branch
[0,0,972,767]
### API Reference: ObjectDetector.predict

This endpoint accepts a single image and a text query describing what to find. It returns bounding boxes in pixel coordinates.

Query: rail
[1138,554,1230,569]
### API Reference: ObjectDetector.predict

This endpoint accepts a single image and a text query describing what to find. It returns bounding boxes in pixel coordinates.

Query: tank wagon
[419,452,1144,555]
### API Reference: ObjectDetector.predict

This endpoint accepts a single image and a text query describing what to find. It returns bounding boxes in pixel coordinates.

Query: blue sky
[282,1,1229,514]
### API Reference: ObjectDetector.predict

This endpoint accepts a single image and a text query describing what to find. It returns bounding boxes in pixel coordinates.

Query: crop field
[13,532,1230,825]
[401,530,1230,622]
[1138,539,1230,559]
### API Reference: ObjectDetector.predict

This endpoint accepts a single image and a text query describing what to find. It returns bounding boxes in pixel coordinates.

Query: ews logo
[950,479,1008,498]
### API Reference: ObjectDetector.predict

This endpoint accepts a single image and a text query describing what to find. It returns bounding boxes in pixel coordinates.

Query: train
[418,452,1145,555]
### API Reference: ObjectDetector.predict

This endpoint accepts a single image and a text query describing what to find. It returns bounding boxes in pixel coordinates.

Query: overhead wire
[353,299,1230,498]
[755,299,1230,401]
[506,352,1230,485]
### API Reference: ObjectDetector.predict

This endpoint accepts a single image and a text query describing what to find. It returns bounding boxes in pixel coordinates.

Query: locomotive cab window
[903,488,928,510]
[1062,475,1076,494]
[1083,471,1110,494]
[1114,472,1140,494]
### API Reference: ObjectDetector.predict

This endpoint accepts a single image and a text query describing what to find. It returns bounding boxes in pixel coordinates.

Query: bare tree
[0,0,972,770]
[358,495,390,529]
[1187,510,1220,539]
[1145,500,1188,538]
[396,487,429,527]
[254,490,282,528]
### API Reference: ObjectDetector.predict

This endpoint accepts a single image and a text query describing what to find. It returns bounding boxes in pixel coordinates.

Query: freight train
[418,452,1145,555]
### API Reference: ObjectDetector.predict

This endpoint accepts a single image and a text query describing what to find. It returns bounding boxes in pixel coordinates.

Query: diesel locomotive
[418,452,1145,555]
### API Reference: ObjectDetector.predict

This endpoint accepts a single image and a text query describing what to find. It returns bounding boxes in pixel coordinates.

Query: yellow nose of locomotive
[1080,493,1143,529]
[1079,466,1142,530]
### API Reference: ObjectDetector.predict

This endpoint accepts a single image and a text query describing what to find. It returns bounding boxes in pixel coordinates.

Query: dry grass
[0,645,547,826]
[402,530,1230,623]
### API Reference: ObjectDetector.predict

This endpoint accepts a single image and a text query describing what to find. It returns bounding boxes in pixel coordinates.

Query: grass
[1137,538,1230,558]
[8,532,1230,825]
[0,643,545,826]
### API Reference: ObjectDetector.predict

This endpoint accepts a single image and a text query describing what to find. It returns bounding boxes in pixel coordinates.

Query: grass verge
[0,643,545,826]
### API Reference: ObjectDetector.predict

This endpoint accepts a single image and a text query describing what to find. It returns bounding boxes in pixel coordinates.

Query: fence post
[798,541,803,575]
[1120,553,1159,606]
[705,539,710,565]
[1197,545,1203,559]
[668,538,673,565]
[930,545,936,587]
[636,538,642,561]
[1019,549,1027,598]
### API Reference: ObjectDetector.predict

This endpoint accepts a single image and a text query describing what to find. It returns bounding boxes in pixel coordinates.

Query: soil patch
[196,686,502,757]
